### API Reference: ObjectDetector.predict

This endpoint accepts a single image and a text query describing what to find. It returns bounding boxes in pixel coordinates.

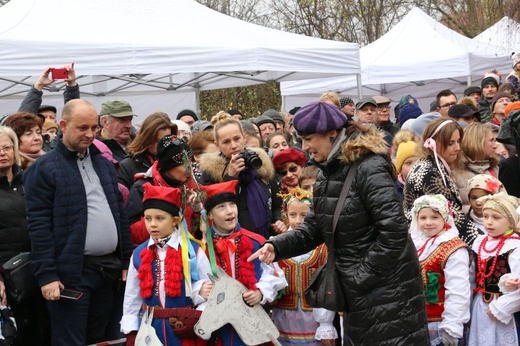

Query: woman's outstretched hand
[247,243,276,264]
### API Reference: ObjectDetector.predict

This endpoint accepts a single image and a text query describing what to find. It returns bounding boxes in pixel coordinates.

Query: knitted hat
[409,112,441,139]
[176,109,198,123]
[512,52,520,68]
[339,96,354,108]
[481,71,501,89]
[293,102,348,136]
[100,100,136,117]
[228,109,243,118]
[252,115,276,129]
[43,119,58,131]
[240,119,256,132]
[171,120,192,136]
[448,104,477,119]
[504,101,520,117]
[142,183,181,216]
[355,97,377,110]
[463,86,482,97]
[272,148,307,169]
[262,109,285,127]
[467,174,505,195]
[201,180,239,212]
[399,95,418,110]
[157,134,193,172]
[395,141,418,173]
[190,120,212,134]
[399,103,423,127]
[490,92,513,113]
[478,192,520,228]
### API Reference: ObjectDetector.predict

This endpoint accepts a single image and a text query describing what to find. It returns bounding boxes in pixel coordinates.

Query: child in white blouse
[410,194,471,346]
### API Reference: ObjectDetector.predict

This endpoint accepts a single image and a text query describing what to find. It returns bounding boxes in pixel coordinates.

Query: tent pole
[467,75,471,87]
[194,84,201,118]
[356,74,363,99]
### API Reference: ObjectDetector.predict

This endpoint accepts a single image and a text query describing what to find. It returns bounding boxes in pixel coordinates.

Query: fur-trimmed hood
[199,146,275,183]
[339,127,389,164]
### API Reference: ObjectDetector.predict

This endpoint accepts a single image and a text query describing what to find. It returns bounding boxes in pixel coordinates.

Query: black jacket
[269,128,429,346]
[117,152,155,189]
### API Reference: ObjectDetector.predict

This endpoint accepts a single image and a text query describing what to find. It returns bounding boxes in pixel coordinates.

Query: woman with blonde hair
[199,112,286,238]
[318,91,340,107]
[117,112,176,188]
[452,122,501,209]
[404,117,482,246]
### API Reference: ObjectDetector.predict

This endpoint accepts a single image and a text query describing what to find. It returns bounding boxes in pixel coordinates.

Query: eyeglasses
[377,105,391,110]
[0,145,14,154]
[439,102,457,109]
[278,165,299,177]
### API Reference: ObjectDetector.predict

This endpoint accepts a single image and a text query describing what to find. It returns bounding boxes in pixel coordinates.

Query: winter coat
[499,156,520,198]
[199,147,282,238]
[23,140,132,287]
[478,98,492,123]
[269,128,429,346]
[0,165,30,264]
[117,152,155,189]
[404,156,482,246]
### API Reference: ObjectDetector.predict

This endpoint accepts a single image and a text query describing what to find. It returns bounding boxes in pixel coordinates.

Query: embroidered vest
[276,244,327,311]
[475,249,515,303]
[420,237,467,322]
[133,241,199,309]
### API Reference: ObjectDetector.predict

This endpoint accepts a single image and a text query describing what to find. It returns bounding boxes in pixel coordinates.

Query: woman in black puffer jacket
[250,102,429,346]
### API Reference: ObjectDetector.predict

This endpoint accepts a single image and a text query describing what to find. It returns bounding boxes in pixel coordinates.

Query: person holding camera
[199,113,286,239]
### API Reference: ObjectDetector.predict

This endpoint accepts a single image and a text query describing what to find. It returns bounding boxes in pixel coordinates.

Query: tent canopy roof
[0,0,359,98]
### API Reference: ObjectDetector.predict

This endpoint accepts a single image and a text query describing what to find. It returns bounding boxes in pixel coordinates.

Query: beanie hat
[395,141,418,173]
[504,101,520,117]
[339,96,354,108]
[467,174,505,195]
[253,115,276,129]
[262,109,285,126]
[490,92,513,113]
[478,192,520,228]
[100,100,136,117]
[228,109,243,118]
[399,95,419,110]
[142,183,181,216]
[201,180,239,212]
[171,120,192,137]
[240,119,256,132]
[512,52,520,69]
[43,119,58,131]
[409,112,441,139]
[399,103,423,127]
[157,135,193,172]
[176,109,198,123]
[481,70,501,89]
[464,86,482,97]
[293,102,348,136]
[288,107,301,115]
[272,148,307,169]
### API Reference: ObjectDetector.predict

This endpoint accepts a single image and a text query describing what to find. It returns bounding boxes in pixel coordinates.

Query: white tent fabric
[0,0,359,116]
[473,16,520,57]
[281,7,511,111]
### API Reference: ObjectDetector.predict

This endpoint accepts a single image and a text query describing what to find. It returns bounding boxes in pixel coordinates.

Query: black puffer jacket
[269,128,429,346]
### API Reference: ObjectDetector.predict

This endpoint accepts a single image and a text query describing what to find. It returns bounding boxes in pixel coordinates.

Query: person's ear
[172,216,181,227]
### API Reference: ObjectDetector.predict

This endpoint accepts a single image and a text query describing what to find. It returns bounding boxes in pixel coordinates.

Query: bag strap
[326,162,357,268]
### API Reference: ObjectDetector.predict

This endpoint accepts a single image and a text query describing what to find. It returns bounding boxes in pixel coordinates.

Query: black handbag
[3,252,39,305]
[304,163,357,312]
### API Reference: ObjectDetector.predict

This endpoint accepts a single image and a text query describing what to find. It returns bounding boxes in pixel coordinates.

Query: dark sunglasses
[278,165,299,177]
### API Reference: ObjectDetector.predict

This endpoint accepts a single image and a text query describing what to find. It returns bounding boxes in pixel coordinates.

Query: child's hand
[243,290,262,306]
[487,309,497,321]
[200,282,213,300]
[504,277,520,291]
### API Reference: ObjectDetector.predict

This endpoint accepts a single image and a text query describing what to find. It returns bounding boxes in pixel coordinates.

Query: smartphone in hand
[60,288,83,300]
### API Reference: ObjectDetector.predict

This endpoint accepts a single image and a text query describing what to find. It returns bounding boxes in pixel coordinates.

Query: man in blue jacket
[23,99,132,346]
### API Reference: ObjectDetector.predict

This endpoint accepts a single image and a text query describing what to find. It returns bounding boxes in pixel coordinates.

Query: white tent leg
[467,75,472,87]
[356,74,363,99]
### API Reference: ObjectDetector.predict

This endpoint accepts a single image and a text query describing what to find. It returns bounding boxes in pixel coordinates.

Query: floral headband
[467,174,504,195]
[278,187,313,215]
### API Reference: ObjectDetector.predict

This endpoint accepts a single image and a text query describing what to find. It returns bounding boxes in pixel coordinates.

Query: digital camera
[238,149,262,170]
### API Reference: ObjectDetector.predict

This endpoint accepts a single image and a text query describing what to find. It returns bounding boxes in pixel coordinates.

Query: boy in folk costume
[273,187,337,345]
[410,194,471,346]
[201,180,287,346]
[121,183,212,346]
[468,192,520,346]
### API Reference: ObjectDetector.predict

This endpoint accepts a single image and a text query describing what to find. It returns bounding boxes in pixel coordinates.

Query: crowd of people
[0,59,519,346]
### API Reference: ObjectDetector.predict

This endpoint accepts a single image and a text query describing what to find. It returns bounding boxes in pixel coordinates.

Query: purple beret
[293,102,348,135]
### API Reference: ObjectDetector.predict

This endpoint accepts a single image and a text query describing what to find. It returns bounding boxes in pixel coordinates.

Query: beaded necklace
[475,229,519,292]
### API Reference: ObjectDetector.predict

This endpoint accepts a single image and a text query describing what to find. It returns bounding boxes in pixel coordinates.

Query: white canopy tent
[0,0,360,117]
[281,7,511,112]
[473,16,520,57]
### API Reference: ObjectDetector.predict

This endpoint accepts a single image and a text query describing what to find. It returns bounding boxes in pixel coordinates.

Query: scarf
[240,168,271,239]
